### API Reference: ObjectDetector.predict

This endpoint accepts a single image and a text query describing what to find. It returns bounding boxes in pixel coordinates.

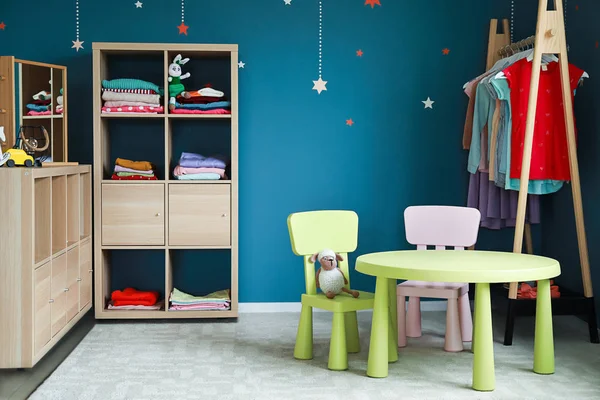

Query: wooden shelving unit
[0,165,92,368]
[92,42,238,319]
[0,56,73,165]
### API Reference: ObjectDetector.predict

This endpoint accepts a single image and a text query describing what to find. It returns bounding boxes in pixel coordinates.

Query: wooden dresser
[0,165,92,369]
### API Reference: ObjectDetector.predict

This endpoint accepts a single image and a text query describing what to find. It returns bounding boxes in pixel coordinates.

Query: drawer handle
[88,269,93,273]
[221,213,227,217]
[64,288,69,292]
[156,213,161,217]
[77,278,82,282]
[49,299,54,303]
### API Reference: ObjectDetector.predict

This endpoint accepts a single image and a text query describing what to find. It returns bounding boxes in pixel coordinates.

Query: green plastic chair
[287,210,375,371]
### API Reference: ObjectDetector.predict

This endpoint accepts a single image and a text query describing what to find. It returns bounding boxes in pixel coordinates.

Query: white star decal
[135,1,143,8]
[284,0,292,5]
[312,77,327,94]
[72,39,84,52]
[422,97,434,109]
[238,61,245,68]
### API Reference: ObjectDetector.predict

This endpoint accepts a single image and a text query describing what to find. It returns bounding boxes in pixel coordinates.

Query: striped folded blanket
[102,78,163,95]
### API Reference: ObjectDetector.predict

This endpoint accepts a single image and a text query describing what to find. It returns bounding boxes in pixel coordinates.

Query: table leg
[534,279,555,374]
[472,282,495,391]
[367,276,389,378]
[388,278,399,361]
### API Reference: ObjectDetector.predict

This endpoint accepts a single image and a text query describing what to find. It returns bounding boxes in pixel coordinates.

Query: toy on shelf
[4,125,49,167]
[168,54,191,111]
[310,249,360,299]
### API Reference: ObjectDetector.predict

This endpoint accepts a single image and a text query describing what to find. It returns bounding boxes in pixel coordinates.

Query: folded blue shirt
[178,152,228,169]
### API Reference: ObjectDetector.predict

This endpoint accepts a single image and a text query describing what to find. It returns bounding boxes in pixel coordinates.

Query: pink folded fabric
[27,110,51,116]
[115,165,154,174]
[173,166,227,178]
[170,108,231,114]
[102,105,164,114]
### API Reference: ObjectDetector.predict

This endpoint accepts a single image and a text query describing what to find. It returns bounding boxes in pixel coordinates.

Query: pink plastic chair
[397,205,481,352]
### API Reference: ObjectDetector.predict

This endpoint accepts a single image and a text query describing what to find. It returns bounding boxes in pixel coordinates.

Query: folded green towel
[170,288,230,303]
[102,78,163,95]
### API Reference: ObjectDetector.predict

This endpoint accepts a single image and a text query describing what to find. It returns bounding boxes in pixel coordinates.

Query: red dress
[503,59,584,181]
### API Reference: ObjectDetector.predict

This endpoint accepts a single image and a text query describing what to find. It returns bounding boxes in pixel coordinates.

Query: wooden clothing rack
[483,0,599,346]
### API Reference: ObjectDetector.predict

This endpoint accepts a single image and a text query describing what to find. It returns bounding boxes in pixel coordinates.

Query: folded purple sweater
[178,152,228,169]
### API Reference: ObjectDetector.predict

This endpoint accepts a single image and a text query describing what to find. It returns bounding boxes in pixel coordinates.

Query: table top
[355,250,560,283]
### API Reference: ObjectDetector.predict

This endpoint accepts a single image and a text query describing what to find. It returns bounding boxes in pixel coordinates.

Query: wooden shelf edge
[101,180,165,184]
[101,245,167,250]
[96,309,237,319]
[167,245,232,250]
[167,180,231,184]
[167,114,232,119]
[52,247,67,258]
[34,256,52,269]
[100,113,165,119]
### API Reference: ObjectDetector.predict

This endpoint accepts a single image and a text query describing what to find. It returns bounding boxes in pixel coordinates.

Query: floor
[4,309,599,400]
[0,312,95,400]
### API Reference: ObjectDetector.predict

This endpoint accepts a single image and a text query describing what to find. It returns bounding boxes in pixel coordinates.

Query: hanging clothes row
[462,46,589,229]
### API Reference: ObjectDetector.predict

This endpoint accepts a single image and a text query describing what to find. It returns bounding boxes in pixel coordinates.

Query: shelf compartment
[51,175,67,255]
[165,50,231,117]
[52,117,65,163]
[101,183,165,246]
[168,184,231,246]
[19,63,51,121]
[104,249,166,312]
[101,52,165,115]
[166,249,232,313]
[168,119,232,180]
[34,177,52,264]
[66,174,80,246]
[19,119,52,162]
[79,173,91,240]
[103,118,165,180]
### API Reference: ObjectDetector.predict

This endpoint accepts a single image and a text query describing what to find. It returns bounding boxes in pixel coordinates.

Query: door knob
[221,213,227,217]
[64,288,69,292]
[156,213,161,216]
[49,299,54,303]
[77,278,82,282]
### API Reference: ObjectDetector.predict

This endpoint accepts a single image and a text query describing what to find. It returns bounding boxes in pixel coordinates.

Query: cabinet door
[66,247,80,322]
[169,184,231,246]
[34,262,52,356]
[79,239,92,310]
[102,184,165,245]
[51,253,67,337]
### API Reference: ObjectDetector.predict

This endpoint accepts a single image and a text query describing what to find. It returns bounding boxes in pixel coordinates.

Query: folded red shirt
[111,288,159,306]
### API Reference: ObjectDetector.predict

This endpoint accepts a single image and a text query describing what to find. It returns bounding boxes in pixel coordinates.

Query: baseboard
[239,300,449,313]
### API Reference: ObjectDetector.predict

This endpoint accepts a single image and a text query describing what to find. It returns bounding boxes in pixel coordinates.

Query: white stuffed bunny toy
[310,249,360,299]
[168,54,191,110]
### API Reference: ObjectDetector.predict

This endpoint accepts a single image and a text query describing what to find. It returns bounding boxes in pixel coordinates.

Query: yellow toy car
[5,148,34,167]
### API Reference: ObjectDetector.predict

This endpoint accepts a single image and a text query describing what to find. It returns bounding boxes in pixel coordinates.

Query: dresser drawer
[102,184,165,245]
[168,184,231,246]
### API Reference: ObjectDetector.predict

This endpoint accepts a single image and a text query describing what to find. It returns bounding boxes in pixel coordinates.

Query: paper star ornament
[135,1,143,8]
[312,77,327,94]
[422,97,435,109]
[72,39,84,52]
[178,22,189,35]
[365,0,381,8]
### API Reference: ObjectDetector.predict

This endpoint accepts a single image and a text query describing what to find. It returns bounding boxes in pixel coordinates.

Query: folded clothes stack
[173,152,228,180]
[169,288,231,311]
[111,157,158,180]
[56,88,64,114]
[170,87,231,115]
[26,90,52,116]
[108,287,163,310]
[101,78,164,114]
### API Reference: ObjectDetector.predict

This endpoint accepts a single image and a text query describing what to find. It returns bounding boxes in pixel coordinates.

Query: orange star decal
[365,0,381,9]
[0,22,5,30]
[442,48,450,55]
[177,22,189,35]
[346,119,354,126]
[576,5,579,11]
[596,41,599,49]
[356,49,363,57]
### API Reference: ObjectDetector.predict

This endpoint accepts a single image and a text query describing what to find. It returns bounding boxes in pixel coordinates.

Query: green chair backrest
[287,210,359,295]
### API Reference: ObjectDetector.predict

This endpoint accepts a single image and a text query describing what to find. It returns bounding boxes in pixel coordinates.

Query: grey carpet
[29,311,600,400]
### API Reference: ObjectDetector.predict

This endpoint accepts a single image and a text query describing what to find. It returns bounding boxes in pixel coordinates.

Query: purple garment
[467,171,540,230]
[178,152,228,169]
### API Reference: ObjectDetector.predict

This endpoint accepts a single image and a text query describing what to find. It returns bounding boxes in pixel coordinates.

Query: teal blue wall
[0,0,513,302]
[536,0,600,318]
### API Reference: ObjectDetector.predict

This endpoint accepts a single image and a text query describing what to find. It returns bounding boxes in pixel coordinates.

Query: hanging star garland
[442,48,450,55]
[346,119,354,126]
[178,0,189,35]
[135,1,143,8]
[356,49,364,57]
[312,0,327,94]
[71,0,84,51]
[365,0,381,9]
[0,22,5,31]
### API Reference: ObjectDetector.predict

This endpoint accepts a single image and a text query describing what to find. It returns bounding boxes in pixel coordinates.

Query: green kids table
[355,250,561,391]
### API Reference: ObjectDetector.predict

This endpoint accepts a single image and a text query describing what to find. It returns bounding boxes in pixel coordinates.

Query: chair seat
[302,291,374,312]
[397,281,469,299]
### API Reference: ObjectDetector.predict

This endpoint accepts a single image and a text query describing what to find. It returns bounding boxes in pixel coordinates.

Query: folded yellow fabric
[115,158,152,171]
